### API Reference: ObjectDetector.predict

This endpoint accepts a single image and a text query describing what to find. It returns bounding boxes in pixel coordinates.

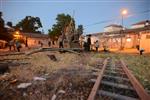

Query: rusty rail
[121,60,150,100]
[87,58,108,100]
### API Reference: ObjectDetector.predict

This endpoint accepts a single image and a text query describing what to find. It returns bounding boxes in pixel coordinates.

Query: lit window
[126,38,131,42]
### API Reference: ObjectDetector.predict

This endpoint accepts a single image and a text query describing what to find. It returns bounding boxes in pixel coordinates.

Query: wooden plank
[101,80,134,90]
[25,47,83,55]
[0,52,24,56]
[98,90,139,100]
[121,60,150,100]
[103,75,129,81]
[87,58,109,100]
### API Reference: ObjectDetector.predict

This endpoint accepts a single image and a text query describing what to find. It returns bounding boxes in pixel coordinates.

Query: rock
[57,90,66,94]
[10,79,18,84]
[47,54,57,61]
[17,83,32,89]
[51,94,57,100]
[33,77,46,81]
[23,92,27,97]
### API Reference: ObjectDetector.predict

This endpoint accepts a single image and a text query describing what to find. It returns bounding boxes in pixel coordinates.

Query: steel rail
[121,60,150,100]
[87,58,109,100]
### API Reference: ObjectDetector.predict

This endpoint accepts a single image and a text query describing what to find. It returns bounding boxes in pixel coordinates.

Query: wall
[140,31,150,52]
[131,24,145,29]
[104,26,122,32]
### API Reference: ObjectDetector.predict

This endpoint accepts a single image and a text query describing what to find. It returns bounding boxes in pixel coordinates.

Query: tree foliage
[48,13,75,40]
[15,16,42,33]
[0,12,13,41]
[7,22,13,27]
[77,25,83,35]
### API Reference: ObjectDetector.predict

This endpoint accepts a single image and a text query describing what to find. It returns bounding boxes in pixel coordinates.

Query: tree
[77,25,83,35]
[0,12,5,31]
[7,22,13,27]
[0,12,13,41]
[15,16,42,33]
[48,13,75,40]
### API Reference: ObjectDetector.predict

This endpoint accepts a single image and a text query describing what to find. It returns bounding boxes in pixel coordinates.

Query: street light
[121,9,128,29]
[13,31,20,39]
[120,9,128,50]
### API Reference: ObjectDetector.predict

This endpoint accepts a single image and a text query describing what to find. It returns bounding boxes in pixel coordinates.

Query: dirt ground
[0,51,150,100]
[0,51,104,100]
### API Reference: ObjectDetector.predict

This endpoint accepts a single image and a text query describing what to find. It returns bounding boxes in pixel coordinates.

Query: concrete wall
[131,24,145,29]
[140,31,150,52]
[104,26,122,32]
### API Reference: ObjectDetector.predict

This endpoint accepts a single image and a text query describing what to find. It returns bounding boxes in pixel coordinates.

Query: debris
[23,92,27,97]
[47,54,57,61]
[33,77,46,81]
[57,90,66,94]
[0,63,9,74]
[10,79,18,84]
[51,94,57,100]
[17,83,32,89]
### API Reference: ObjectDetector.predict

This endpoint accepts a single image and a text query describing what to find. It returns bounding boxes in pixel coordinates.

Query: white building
[104,24,123,32]
[131,20,150,29]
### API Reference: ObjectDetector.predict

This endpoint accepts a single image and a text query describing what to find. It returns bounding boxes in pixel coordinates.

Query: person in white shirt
[95,40,99,52]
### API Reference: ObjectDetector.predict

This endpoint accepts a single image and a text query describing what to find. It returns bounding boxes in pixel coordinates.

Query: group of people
[83,35,99,52]
[8,40,22,52]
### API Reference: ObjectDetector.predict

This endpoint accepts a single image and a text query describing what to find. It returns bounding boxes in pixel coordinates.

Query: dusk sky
[0,0,150,34]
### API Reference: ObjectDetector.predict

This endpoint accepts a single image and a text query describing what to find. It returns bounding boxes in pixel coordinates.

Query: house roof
[89,26,150,37]
[132,20,150,26]
[104,24,123,28]
[20,32,49,38]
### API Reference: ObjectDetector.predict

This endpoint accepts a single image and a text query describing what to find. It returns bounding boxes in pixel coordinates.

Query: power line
[84,10,150,28]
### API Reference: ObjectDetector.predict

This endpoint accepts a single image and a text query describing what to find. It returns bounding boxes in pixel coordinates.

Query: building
[87,24,150,52]
[11,31,50,48]
[104,24,123,32]
[19,32,49,47]
[0,40,7,49]
[131,20,150,29]
[139,30,150,53]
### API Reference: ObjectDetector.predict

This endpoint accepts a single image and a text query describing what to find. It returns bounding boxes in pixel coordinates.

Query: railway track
[88,58,150,100]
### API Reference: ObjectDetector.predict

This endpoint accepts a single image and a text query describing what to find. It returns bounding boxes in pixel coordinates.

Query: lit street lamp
[13,31,20,39]
[121,9,128,29]
[120,9,128,50]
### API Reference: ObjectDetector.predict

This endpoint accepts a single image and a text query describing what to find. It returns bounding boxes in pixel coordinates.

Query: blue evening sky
[0,0,150,34]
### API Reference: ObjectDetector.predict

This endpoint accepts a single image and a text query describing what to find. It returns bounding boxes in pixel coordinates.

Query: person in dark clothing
[87,35,91,51]
[48,41,51,47]
[139,48,144,55]
[58,35,64,48]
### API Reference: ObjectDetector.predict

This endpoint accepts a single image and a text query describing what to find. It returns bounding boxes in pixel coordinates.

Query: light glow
[126,38,131,42]
[121,9,128,15]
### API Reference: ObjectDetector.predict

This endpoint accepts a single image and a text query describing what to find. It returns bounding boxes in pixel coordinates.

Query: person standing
[58,35,64,48]
[48,41,51,47]
[8,40,15,51]
[15,40,21,52]
[95,40,99,52]
[87,35,91,51]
